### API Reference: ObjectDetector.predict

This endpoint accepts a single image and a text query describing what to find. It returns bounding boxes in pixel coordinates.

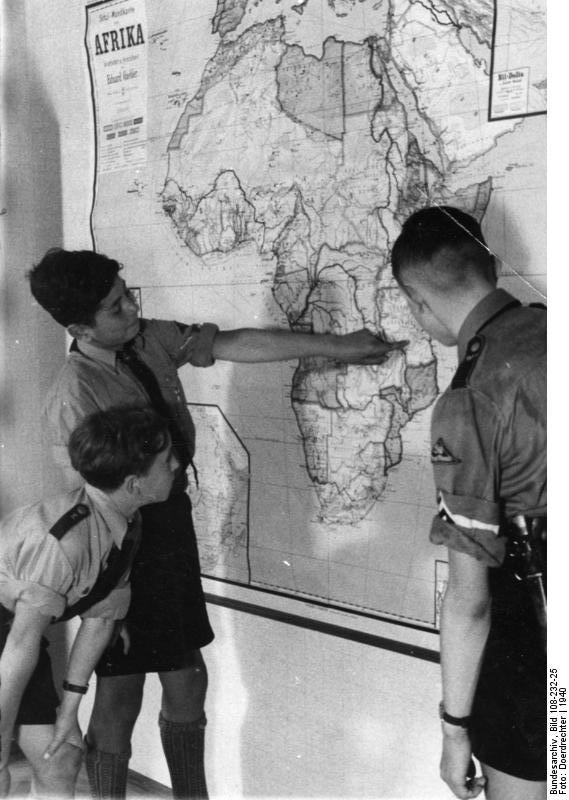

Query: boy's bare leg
[85,656,208,799]
[84,673,145,799]
[158,653,209,799]
[18,724,82,799]
[481,763,546,800]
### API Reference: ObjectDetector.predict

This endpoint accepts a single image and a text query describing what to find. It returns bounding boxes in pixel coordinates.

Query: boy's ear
[67,323,91,341]
[123,475,139,496]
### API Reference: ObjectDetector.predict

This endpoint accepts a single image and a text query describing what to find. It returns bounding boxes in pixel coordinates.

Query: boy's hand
[334,329,408,365]
[440,728,486,798]
[43,710,83,760]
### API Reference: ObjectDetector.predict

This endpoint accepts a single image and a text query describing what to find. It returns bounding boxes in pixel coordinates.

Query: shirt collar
[74,338,119,369]
[457,288,519,361]
[84,484,131,548]
[72,323,146,367]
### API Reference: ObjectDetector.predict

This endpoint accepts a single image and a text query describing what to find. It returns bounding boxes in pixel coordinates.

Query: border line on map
[190,400,439,635]
[488,0,547,122]
[188,402,252,584]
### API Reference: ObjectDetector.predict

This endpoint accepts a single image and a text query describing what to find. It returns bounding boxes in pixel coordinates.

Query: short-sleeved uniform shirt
[44,319,217,479]
[0,485,140,725]
[0,484,138,621]
[429,288,546,780]
[43,318,218,673]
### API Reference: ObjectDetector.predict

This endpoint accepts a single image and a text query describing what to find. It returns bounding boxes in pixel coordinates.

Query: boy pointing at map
[28,247,404,799]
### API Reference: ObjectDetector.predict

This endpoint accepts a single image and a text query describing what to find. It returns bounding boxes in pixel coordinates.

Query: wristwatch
[439,701,471,728]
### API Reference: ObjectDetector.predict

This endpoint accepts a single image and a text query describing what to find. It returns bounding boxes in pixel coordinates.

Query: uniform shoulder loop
[49,503,91,541]
[529,302,547,310]
[451,335,485,390]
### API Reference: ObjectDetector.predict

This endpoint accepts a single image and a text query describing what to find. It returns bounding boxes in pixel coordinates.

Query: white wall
[76,601,445,799]
[0,0,71,514]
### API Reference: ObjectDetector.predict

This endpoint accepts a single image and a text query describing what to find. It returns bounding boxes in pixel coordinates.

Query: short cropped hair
[68,406,170,491]
[391,206,495,285]
[28,249,121,326]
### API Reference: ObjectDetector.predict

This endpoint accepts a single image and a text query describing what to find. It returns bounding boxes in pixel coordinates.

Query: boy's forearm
[440,588,491,718]
[0,634,42,735]
[43,618,114,761]
[212,329,329,362]
[65,617,115,685]
[59,617,116,714]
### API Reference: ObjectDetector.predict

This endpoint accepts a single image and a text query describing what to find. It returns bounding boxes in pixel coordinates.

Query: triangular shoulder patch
[431,438,461,464]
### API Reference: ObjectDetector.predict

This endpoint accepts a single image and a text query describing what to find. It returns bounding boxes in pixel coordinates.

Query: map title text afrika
[94,24,145,56]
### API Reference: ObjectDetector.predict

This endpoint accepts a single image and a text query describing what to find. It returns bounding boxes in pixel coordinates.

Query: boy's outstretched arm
[209,328,407,364]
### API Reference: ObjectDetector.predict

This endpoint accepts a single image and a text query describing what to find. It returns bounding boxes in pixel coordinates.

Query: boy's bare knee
[159,662,208,722]
[88,676,145,752]
[32,743,83,798]
[92,674,145,722]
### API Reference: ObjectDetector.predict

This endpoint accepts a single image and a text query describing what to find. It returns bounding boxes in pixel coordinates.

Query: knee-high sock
[159,712,208,799]
[84,738,131,800]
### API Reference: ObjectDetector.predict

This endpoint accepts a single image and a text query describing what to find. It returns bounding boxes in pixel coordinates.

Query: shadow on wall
[2,2,68,680]
[1,6,66,515]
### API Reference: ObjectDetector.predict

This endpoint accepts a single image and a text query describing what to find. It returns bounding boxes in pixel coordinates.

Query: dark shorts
[470,568,546,781]
[96,492,214,676]
[0,606,59,725]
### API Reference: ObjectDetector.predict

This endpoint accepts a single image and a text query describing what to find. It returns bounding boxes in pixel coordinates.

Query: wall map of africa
[86,0,546,628]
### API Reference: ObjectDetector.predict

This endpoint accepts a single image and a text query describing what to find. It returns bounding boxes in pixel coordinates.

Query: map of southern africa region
[86,0,546,629]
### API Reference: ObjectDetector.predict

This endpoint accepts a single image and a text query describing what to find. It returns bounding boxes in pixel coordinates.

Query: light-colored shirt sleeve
[429,386,504,566]
[0,530,74,618]
[148,319,218,368]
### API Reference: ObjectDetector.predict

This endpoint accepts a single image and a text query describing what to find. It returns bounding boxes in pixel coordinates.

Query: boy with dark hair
[391,206,546,800]
[0,406,177,799]
[28,247,404,799]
